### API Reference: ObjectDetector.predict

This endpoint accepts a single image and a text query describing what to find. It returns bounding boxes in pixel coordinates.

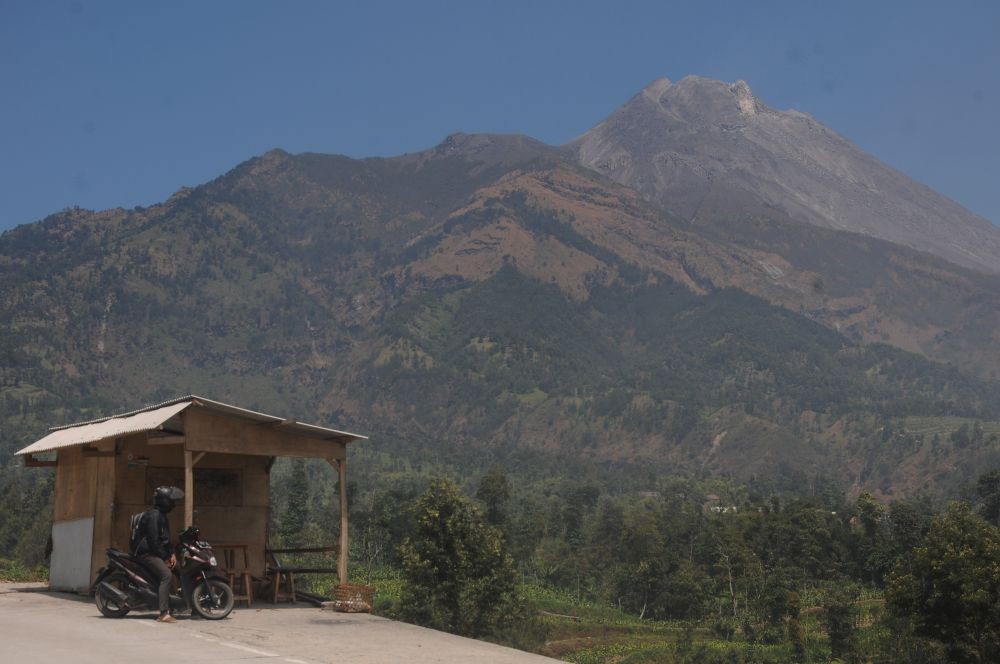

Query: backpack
[128,511,147,554]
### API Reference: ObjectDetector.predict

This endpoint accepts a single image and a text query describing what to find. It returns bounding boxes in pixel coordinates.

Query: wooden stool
[228,569,253,607]
[269,567,296,604]
[218,544,253,608]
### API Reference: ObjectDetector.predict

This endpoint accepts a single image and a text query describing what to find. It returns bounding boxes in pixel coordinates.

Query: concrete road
[0,583,559,663]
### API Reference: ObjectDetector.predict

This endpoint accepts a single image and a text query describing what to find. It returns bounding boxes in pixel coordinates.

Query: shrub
[398,478,545,648]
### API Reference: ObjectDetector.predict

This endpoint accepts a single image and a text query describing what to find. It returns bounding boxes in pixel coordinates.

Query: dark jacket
[134,508,172,560]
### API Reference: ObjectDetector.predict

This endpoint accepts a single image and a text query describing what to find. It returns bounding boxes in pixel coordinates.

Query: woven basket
[332,583,375,613]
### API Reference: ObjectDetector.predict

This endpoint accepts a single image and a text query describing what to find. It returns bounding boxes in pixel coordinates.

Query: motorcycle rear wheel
[94,571,131,618]
[191,579,234,620]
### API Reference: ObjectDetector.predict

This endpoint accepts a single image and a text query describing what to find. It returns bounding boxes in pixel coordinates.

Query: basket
[332,583,375,613]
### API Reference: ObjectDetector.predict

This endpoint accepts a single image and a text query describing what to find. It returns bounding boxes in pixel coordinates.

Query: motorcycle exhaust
[97,582,130,606]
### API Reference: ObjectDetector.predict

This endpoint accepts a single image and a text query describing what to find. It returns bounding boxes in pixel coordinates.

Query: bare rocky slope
[566,76,1000,275]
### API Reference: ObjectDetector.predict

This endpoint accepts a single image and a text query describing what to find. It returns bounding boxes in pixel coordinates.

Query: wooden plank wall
[54,446,95,522]
[54,440,116,584]
[113,432,272,577]
[90,450,115,583]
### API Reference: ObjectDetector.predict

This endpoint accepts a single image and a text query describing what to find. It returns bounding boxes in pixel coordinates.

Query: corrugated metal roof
[16,395,367,456]
[16,401,191,456]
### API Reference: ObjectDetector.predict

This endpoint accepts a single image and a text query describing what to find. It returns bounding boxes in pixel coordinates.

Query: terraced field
[903,416,1000,438]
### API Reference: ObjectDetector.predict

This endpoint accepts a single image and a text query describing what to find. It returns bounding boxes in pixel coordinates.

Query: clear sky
[1,0,998,231]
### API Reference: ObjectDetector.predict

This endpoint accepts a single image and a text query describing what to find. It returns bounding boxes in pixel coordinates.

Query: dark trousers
[141,554,172,614]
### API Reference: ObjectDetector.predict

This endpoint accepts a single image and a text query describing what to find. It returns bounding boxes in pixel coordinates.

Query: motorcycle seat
[106,548,163,578]
[106,548,139,561]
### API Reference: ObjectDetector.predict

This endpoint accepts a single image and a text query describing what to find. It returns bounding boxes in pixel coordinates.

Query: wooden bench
[266,546,338,604]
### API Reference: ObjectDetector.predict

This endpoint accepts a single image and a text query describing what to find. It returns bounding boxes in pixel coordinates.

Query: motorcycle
[93,525,234,620]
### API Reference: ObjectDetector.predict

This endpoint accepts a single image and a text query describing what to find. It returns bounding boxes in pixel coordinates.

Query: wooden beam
[268,546,337,554]
[184,449,194,528]
[182,451,207,529]
[338,456,348,584]
[325,458,340,472]
[260,418,296,427]
[184,409,346,460]
[187,433,346,459]
[147,436,185,446]
[24,455,57,468]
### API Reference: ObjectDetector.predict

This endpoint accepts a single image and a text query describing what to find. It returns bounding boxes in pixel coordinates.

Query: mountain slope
[566,76,1000,275]
[2,139,999,497]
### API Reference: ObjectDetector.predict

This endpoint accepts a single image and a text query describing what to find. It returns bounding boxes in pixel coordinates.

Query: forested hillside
[3,137,999,485]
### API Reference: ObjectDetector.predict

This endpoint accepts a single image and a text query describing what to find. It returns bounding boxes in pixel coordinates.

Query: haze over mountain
[567,76,1000,275]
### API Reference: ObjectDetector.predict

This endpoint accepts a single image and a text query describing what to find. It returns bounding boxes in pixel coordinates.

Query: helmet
[153,486,185,513]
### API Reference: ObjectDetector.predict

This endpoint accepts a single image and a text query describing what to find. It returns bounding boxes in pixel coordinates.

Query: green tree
[788,612,807,663]
[823,586,858,662]
[475,466,511,528]
[975,470,1000,527]
[281,458,309,543]
[854,491,894,584]
[398,478,533,642]
[888,498,930,557]
[886,502,1000,663]
[585,497,625,575]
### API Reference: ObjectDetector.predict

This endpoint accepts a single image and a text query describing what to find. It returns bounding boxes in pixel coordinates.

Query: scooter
[93,525,234,620]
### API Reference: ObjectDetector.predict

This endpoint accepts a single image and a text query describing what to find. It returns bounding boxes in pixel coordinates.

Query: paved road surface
[0,583,559,663]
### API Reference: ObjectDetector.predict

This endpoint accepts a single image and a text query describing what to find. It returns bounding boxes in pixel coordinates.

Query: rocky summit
[567,76,1000,275]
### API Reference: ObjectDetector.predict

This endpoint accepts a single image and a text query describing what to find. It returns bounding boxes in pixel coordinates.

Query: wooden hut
[15,396,367,593]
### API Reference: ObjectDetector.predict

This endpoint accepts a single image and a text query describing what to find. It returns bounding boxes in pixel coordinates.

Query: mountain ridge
[3,78,1000,497]
[5,127,998,380]
[2,137,1000,497]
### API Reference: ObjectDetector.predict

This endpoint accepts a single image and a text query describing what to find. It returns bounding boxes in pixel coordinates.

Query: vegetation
[265,460,1000,662]
[0,557,47,583]
[886,503,1000,662]
[394,478,543,648]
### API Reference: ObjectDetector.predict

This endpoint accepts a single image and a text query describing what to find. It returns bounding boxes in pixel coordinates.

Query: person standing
[134,486,184,623]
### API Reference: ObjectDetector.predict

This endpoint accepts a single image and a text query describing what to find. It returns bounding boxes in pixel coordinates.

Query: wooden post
[338,456,348,584]
[182,451,206,529]
[184,449,194,529]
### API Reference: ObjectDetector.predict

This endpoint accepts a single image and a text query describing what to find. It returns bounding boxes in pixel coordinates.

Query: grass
[0,558,48,583]
[524,584,712,661]
[318,569,888,662]
[515,387,549,406]
[521,582,891,663]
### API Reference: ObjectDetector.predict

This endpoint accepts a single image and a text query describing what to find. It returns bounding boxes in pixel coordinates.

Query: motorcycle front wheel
[94,571,131,618]
[191,579,234,620]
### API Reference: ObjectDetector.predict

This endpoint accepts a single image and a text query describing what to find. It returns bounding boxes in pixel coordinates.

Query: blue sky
[1,0,998,231]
